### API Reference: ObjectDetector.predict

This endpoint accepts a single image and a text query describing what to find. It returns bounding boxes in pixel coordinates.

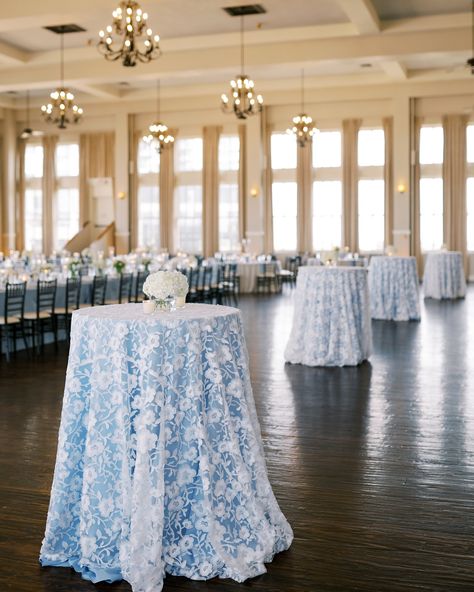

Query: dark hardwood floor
[1,288,474,592]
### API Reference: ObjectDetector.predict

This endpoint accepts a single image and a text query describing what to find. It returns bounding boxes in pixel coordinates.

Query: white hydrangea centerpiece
[143,271,188,310]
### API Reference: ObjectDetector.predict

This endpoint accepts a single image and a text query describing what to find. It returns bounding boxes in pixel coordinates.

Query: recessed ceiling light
[44,24,86,34]
[223,4,266,17]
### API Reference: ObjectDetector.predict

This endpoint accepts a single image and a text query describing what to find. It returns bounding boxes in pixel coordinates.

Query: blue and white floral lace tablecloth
[284,266,372,367]
[369,256,421,321]
[40,303,293,592]
[423,251,466,300]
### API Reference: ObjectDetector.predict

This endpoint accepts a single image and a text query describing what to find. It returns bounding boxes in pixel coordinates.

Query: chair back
[37,279,57,316]
[259,262,275,275]
[79,265,89,277]
[118,272,133,303]
[4,282,27,322]
[91,275,107,306]
[219,263,237,284]
[135,271,148,303]
[65,277,81,313]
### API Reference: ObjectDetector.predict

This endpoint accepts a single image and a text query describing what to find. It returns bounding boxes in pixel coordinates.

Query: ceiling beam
[0,0,105,32]
[380,60,408,80]
[0,40,28,64]
[336,0,380,34]
[73,83,122,100]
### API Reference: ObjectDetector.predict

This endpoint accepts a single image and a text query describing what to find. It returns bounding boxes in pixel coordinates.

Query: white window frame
[312,128,343,252]
[137,138,160,248]
[173,136,203,253]
[24,141,44,252]
[54,140,80,250]
[357,127,385,254]
[271,132,298,253]
[419,124,444,253]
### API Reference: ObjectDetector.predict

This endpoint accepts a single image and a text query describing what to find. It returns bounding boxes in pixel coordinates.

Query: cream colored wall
[1,78,473,257]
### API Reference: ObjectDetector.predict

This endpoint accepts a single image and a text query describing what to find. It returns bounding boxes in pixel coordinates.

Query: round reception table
[423,251,466,300]
[369,256,421,321]
[40,304,293,592]
[284,266,372,367]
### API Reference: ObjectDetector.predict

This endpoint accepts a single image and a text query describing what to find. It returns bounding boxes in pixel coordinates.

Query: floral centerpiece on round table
[143,271,189,312]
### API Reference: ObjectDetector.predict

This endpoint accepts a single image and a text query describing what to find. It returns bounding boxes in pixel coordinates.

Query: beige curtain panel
[412,116,423,273]
[16,140,26,251]
[202,126,222,258]
[79,132,115,226]
[42,135,58,255]
[443,113,468,272]
[238,124,247,243]
[383,117,394,248]
[342,118,361,252]
[262,107,274,253]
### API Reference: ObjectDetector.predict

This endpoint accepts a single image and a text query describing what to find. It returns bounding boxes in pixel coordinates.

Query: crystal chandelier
[221,16,263,119]
[41,33,83,129]
[98,1,161,67]
[287,69,315,147]
[143,80,174,153]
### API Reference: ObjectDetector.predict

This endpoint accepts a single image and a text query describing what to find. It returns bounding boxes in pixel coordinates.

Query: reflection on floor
[1,287,473,591]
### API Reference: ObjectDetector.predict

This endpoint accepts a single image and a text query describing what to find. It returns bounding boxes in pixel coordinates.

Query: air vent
[223,4,266,17]
[43,24,86,34]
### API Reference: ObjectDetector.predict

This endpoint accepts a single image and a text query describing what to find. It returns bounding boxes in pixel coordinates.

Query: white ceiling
[0,0,471,108]
[373,0,471,20]
[0,0,350,53]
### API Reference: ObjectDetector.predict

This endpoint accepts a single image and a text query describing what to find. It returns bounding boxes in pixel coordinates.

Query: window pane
[174,185,202,252]
[420,126,443,165]
[24,189,43,251]
[55,143,79,177]
[313,130,341,168]
[467,125,474,164]
[272,182,297,251]
[358,129,385,166]
[271,133,297,170]
[219,184,240,251]
[219,135,240,171]
[467,178,474,251]
[138,185,160,248]
[138,139,160,174]
[55,188,79,249]
[312,181,342,251]
[175,138,203,172]
[420,178,443,251]
[25,144,43,178]
[358,179,385,252]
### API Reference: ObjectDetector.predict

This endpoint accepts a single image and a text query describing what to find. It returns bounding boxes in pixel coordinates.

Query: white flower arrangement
[143,271,188,301]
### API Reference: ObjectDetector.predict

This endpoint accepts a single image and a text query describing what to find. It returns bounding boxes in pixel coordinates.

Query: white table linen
[40,303,292,592]
[369,256,421,321]
[423,251,466,300]
[284,267,372,367]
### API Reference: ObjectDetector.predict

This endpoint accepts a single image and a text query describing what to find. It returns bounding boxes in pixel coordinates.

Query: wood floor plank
[1,288,473,591]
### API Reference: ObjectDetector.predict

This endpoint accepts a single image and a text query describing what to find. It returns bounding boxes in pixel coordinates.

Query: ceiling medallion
[221,16,263,119]
[287,69,315,147]
[41,33,83,129]
[143,80,174,153]
[98,1,161,67]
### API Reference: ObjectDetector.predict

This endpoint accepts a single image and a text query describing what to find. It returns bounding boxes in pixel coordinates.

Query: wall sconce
[250,186,259,198]
[397,182,407,194]
[117,191,126,200]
